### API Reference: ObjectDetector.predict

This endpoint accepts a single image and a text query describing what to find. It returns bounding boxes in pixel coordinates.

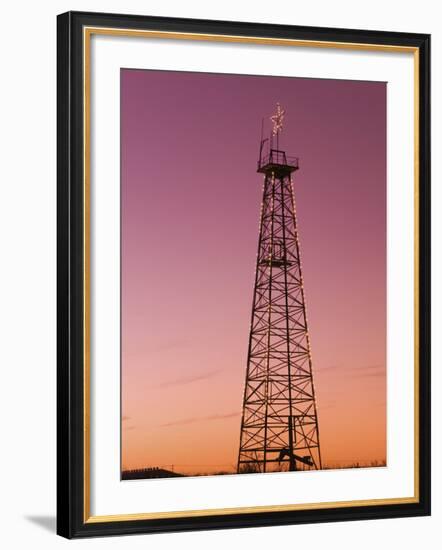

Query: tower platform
[257,148,299,177]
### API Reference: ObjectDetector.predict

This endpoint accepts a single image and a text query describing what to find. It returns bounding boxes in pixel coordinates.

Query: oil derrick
[237,104,322,474]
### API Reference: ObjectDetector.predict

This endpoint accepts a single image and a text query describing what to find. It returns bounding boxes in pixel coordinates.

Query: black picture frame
[57,10,431,539]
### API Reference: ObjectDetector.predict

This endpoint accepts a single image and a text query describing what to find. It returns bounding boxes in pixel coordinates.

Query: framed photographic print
[57,11,431,538]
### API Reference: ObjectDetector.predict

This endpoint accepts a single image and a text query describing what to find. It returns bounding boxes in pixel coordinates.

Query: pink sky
[121,69,386,474]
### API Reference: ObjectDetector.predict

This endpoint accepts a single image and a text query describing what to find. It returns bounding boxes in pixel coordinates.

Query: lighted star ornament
[270,103,285,136]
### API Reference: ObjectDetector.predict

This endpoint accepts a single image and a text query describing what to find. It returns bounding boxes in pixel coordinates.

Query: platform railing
[258,149,299,170]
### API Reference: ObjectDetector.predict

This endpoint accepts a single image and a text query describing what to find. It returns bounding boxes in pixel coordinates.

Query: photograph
[120,69,387,480]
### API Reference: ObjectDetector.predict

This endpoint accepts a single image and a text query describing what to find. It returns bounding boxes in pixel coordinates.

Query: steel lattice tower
[237,105,322,474]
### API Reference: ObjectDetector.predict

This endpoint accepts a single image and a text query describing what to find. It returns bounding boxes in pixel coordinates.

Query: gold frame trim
[82,26,420,524]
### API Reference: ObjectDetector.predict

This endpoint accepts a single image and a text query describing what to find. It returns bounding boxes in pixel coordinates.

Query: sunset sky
[121,69,386,475]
